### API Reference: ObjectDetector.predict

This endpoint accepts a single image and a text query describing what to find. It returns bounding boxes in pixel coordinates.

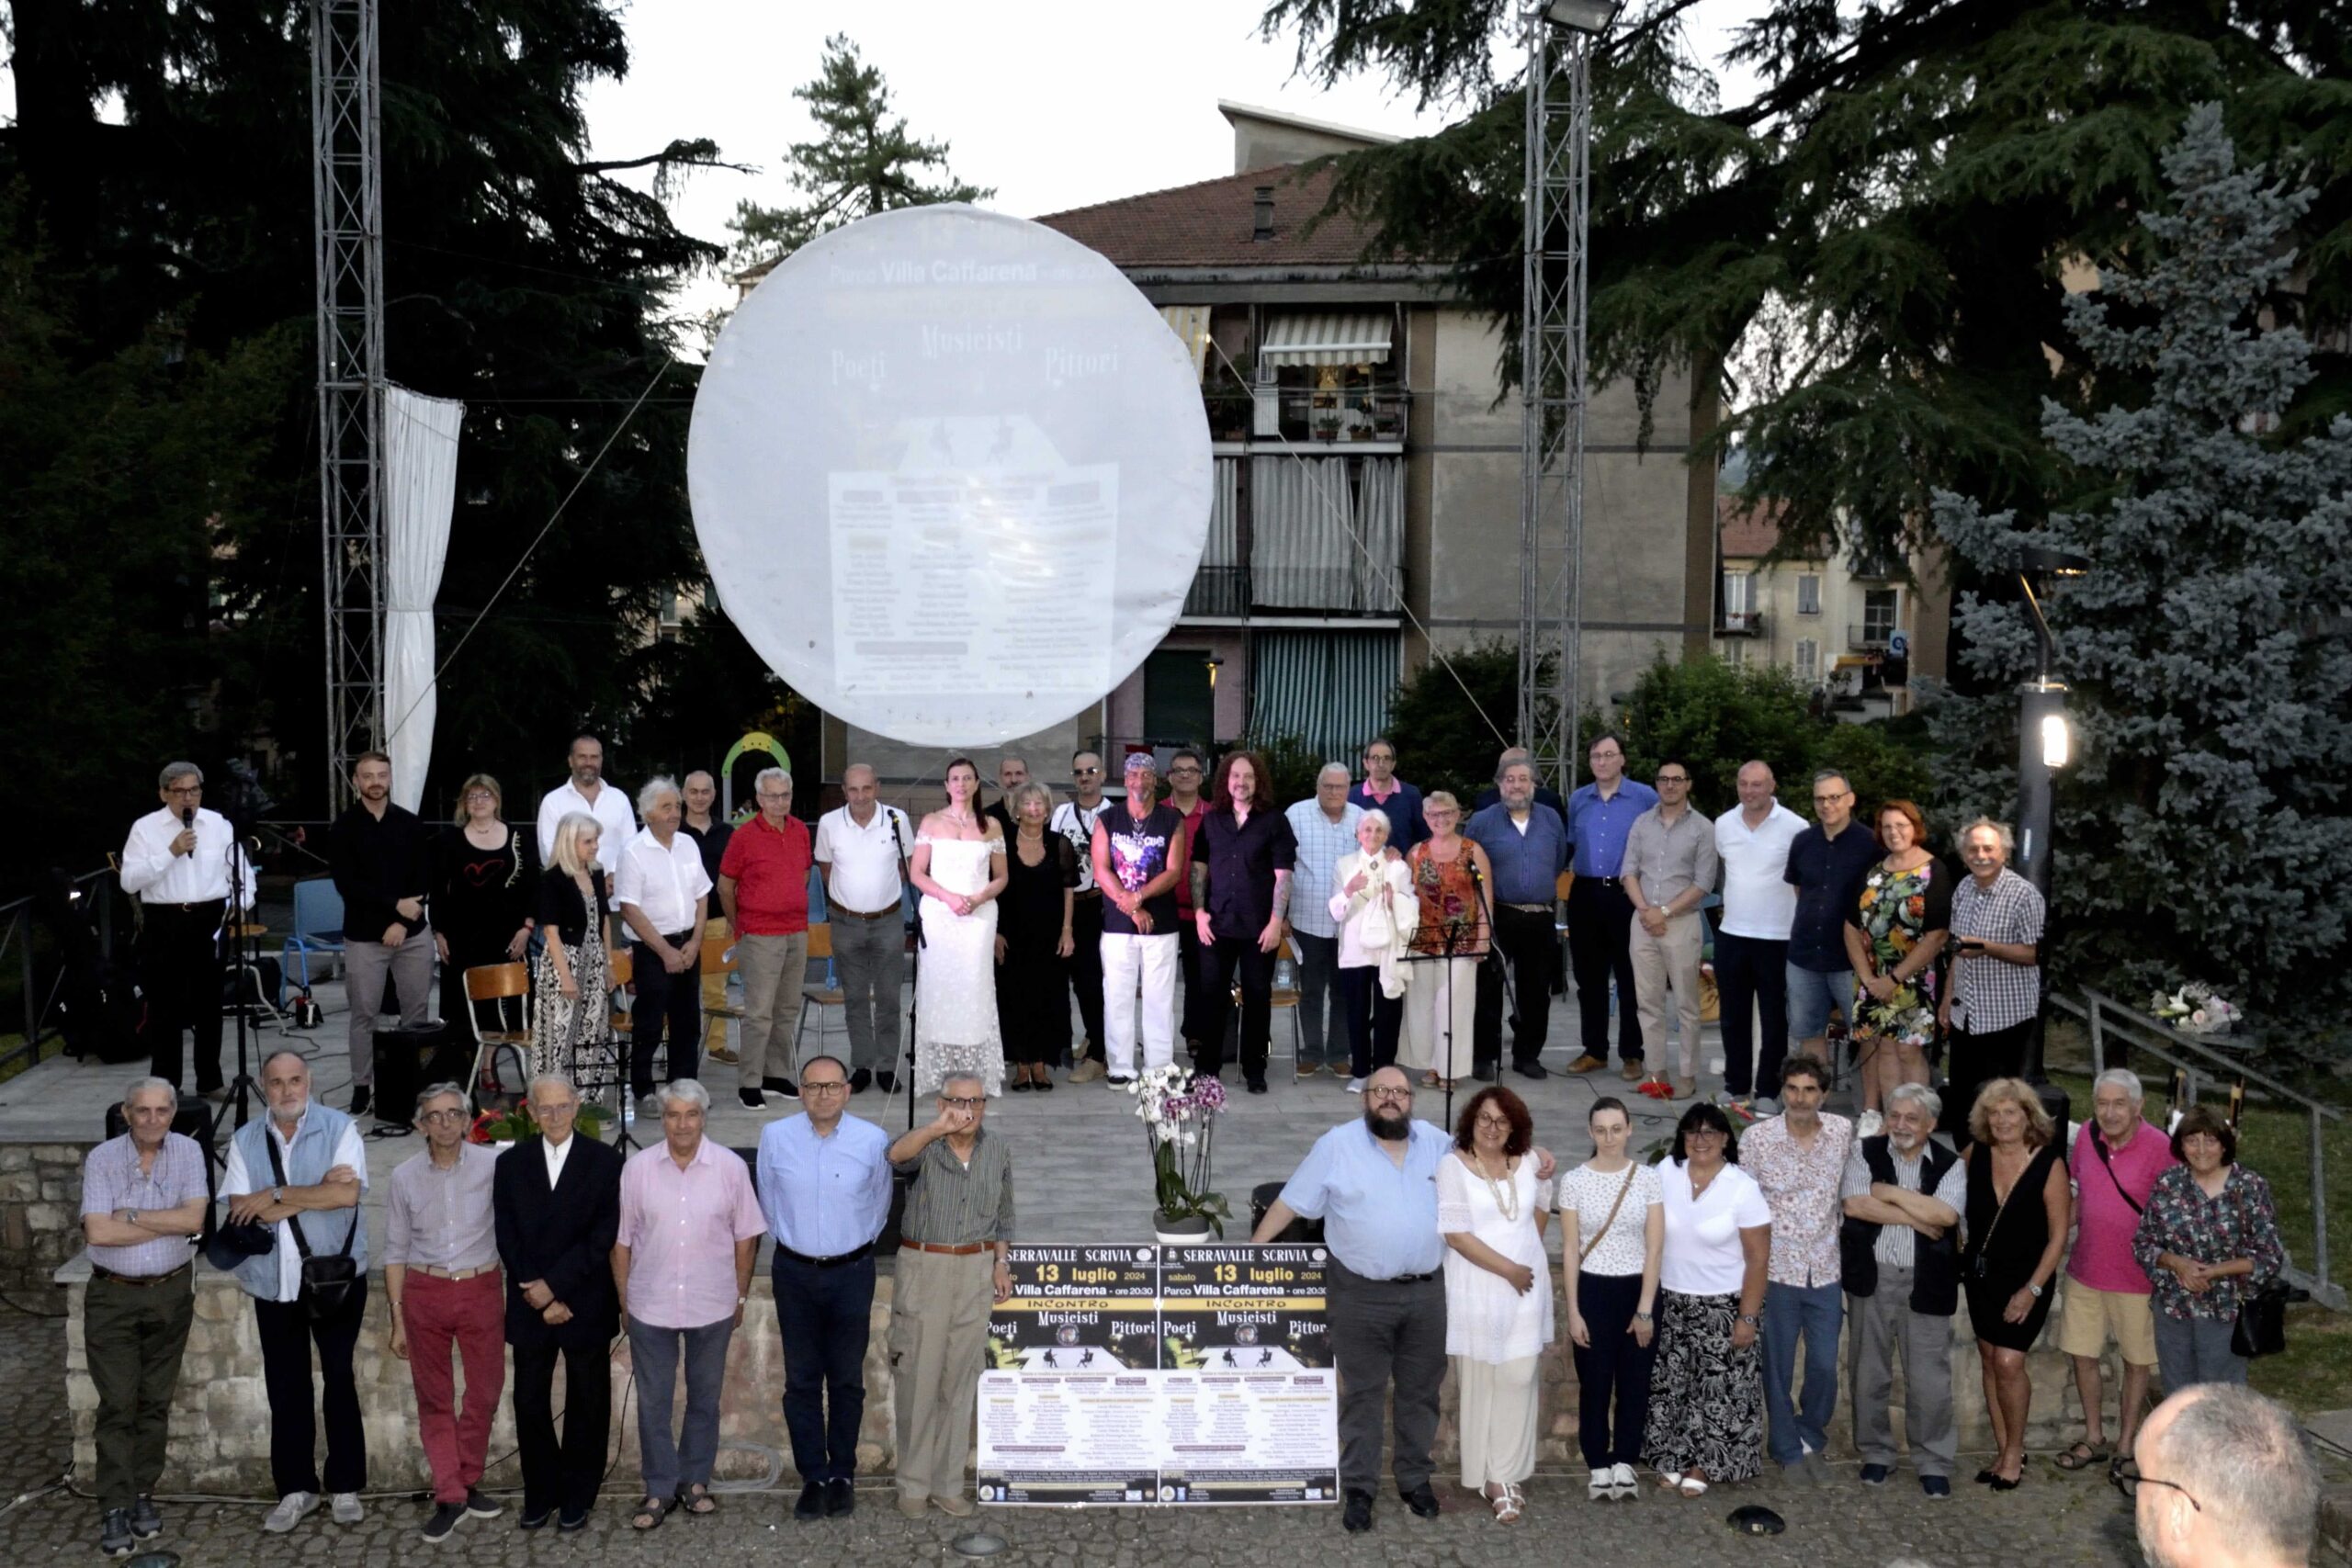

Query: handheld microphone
[182,806,196,829]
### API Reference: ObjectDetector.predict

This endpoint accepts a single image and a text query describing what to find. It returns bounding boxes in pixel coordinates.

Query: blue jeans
[775,1252,877,1483]
[1761,1280,1845,1467]
[628,1315,734,1500]
[2151,1312,2248,1393]
[1784,964,1856,1050]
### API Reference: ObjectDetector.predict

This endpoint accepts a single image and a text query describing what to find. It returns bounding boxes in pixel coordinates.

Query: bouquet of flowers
[2148,983,2242,1036]
[1128,1063,1230,1235]
[467,1098,610,1145]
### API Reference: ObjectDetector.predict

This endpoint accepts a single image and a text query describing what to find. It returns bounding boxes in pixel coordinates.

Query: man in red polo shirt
[718,767,813,1110]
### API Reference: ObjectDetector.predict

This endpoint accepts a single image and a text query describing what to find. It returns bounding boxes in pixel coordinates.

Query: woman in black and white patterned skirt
[1644,1101,1771,1496]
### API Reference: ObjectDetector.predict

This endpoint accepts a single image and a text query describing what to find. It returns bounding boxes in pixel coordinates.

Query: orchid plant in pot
[1128,1063,1229,1242]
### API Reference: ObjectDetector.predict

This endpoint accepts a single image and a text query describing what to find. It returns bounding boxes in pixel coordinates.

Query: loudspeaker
[104,1093,216,1148]
[373,1023,467,1124]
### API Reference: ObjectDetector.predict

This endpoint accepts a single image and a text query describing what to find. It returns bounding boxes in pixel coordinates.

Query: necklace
[1687,1160,1721,1201]
[1473,1150,1519,1221]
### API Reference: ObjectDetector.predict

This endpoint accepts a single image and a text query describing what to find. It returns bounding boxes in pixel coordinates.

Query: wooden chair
[462,962,532,1110]
[701,932,743,1065]
[793,922,845,1059]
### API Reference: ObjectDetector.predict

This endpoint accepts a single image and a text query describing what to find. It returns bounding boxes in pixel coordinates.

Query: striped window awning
[1159,305,1212,382]
[1258,311,1393,367]
[1248,629,1401,760]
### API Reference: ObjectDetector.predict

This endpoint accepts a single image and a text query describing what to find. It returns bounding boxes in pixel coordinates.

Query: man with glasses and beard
[1255,1066,1554,1533]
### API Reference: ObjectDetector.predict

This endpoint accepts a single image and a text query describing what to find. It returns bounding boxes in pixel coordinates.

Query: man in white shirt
[1713,761,1808,1115]
[814,763,914,1094]
[534,735,635,875]
[119,761,258,1100]
[1051,753,1113,1081]
[616,777,714,1108]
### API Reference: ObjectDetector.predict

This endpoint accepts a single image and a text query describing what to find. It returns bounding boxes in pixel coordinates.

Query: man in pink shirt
[2055,1068,2177,1474]
[612,1080,765,1529]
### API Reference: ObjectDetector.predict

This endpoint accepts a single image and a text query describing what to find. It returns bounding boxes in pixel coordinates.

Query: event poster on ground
[975,1245,1340,1506]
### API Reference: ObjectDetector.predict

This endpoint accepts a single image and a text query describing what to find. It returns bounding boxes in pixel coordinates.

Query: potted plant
[1128,1063,1229,1243]
[468,1098,612,1148]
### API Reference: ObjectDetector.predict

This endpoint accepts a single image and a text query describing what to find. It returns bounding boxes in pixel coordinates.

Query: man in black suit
[492,1075,622,1531]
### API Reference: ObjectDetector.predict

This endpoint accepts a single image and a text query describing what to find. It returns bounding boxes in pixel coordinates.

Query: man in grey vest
[1838,1080,1965,1496]
[219,1050,369,1533]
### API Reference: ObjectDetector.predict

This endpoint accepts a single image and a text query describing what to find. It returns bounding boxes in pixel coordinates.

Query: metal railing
[1719,609,1766,637]
[1202,387,1411,446]
[1848,622,1895,650]
[2058,986,2344,1310]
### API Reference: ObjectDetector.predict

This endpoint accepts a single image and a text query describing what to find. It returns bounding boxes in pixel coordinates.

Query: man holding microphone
[119,761,257,1101]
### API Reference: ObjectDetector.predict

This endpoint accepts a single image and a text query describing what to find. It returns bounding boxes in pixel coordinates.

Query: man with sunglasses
[1256,1067,1554,1533]
[887,1074,1015,1518]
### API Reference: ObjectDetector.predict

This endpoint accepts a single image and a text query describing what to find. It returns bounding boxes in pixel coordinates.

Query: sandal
[674,1482,717,1516]
[631,1495,671,1531]
[1678,1475,1710,1497]
[2053,1439,2109,1472]
[1492,1482,1524,1523]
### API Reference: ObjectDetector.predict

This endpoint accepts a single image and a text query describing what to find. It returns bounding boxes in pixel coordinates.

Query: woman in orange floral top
[1402,791,1493,1089]
[1841,800,1951,1137]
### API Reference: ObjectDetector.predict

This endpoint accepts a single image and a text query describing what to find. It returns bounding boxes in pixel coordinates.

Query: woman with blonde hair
[1959,1077,2070,1489]
[1401,791,1491,1089]
[532,812,614,1079]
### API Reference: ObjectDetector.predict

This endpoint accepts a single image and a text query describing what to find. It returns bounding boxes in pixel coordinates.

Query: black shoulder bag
[264,1130,361,1320]
[2228,1180,2289,1359]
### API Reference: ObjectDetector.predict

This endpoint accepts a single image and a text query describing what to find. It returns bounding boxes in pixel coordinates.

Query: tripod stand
[218,828,266,1135]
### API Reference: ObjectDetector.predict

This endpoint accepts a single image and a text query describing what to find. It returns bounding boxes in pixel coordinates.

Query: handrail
[2054,988,2343,1311]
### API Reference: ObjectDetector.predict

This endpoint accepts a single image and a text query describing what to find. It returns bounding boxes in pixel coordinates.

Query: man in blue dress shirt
[1464,759,1570,1080]
[1563,734,1660,1079]
[1256,1067,1555,1533]
[755,1055,893,1521]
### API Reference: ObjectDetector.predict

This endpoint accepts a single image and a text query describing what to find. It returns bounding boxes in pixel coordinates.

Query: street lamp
[1540,0,1624,30]
[2014,545,2089,1088]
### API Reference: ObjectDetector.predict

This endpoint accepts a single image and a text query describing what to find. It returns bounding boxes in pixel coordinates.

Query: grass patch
[2250,1304,2352,1414]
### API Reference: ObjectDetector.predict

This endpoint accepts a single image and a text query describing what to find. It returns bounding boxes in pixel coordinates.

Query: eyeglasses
[757,790,789,801]
[1367,1087,1414,1102]
[1074,766,1102,776]
[803,1081,849,1094]
[1657,773,1690,785]
[165,784,203,795]
[1813,792,1850,805]
[2110,1461,2199,1511]
[941,1096,984,1110]
[1685,1126,1728,1140]
[419,1108,468,1124]
[1170,765,1202,775]
[1473,1115,1512,1131]
[464,789,496,802]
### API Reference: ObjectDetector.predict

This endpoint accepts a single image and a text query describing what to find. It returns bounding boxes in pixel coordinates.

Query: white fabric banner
[382,385,466,812]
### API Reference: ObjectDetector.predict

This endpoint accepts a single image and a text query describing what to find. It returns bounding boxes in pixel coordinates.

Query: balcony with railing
[1849,621,1896,651]
[1718,609,1767,637]
[1203,386,1410,446]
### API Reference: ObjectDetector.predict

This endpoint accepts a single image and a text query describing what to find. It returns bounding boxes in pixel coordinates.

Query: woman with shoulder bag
[2132,1105,2287,1390]
[1557,1096,1664,1502]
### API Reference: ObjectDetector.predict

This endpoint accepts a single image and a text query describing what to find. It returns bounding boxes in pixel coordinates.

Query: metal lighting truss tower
[1517,2,1612,800]
[312,0,385,806]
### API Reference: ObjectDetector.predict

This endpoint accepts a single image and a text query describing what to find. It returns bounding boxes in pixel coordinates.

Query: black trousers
[629,937,703,1098]
[1713,931,1791,1098]
[1475,906,1557,1067]
[1199,937,1274,1083]
[142,902,226,1094]
[1328,1262,1445,1495]
[1340,965,1404,1079]
[254,1277,369,1498]
[1569,1269,1656,1470]
[512,1337,613,1517]
[1178,920,1212,1046]
[774,1252,876,1483]
[1067,895,1105,1062]
[1943,1017,2034,1146]
[1566,879,1644,1062]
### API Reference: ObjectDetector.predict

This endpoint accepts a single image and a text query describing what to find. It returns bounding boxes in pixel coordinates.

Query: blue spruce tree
[1929,103,2352,1024]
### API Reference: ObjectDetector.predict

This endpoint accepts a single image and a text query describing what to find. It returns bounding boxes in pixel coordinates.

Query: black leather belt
[93,1262,191,1288]
[1379,1270,1438,1284]
[776,1242,873,1269]
[832,905,898,921]
[153,900,227,915]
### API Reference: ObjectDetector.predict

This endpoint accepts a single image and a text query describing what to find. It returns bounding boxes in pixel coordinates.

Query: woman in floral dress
[1841,799,1951,1136]
[1400,791,1492,1089]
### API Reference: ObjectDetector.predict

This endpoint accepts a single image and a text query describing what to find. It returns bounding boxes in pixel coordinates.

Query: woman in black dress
[1959,1077,2071,1489]
[993,783,1075,1090]
[432,773,537,1030]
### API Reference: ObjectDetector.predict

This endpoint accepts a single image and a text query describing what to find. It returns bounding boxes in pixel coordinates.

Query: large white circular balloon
[689,205,1214,748]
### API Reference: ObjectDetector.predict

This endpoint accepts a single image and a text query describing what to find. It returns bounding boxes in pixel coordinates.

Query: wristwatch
[1736,1312,1760,1327]
[1633,1311,1653,1324]
[2027,1282,2044,1298]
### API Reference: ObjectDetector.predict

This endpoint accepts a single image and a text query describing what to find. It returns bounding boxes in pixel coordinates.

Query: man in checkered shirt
[1938,818,2045,1144]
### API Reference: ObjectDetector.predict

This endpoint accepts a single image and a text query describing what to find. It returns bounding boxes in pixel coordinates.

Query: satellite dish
[690,205,1215,747]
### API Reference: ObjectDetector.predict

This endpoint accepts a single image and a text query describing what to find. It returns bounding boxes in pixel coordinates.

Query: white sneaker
[1708,1053,1724,1075]
[329,1493,365,1526]
[1588,1468,1613,1501]
[1611,1461,1639,1498]
[262,1493,318,1533]
[1345,1077,1367,1094]
[1856,1110,1884,1139]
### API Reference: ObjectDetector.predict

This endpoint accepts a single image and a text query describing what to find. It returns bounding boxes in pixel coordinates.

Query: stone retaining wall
[0,1145,96,1285]
[61,1262,2109,1493]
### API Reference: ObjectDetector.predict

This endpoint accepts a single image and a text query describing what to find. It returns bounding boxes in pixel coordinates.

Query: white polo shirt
[1713,800,1807,940]
[535,777,637,866]
[814,804,914,915]
[614,826,714,938]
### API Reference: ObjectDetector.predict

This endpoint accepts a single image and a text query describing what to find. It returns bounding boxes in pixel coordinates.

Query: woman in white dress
[1557,1095,1664,1502]
[1437,1085,1554,1523]
[908,758,1009,1097]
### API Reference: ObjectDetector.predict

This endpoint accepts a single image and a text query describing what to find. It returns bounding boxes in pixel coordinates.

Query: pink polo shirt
[2066,1120,2177,1293]
[617,1138,767,1329]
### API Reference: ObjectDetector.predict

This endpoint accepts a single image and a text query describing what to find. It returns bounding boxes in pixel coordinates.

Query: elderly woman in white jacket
[1328,810,1417,1093]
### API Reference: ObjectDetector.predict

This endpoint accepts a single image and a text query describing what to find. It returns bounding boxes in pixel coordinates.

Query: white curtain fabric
[382,385,466,811]
[1248,455,1404,612]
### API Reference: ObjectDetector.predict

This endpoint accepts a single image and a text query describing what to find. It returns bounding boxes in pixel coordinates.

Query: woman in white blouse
[1437,1086,1554,1523]
[1328,812,1417,1093]
[1557,1095,1664,1501]
[1643,1100,1770,1496]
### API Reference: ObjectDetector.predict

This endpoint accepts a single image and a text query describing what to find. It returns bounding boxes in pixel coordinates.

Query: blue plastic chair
[279,877,345,1004]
